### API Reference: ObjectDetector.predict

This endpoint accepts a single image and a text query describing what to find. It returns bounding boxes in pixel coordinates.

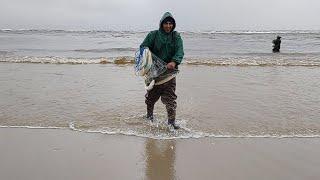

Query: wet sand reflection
[145,139,176,180]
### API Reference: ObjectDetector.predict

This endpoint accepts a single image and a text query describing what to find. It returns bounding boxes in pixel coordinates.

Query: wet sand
[1,128,319,180]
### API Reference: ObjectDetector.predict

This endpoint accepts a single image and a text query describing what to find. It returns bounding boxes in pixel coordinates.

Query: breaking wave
[0,29,147,34]
[185,57,320,67]
[1,55,320,66]
[0,56,134,64]
[183,30,320,35]
[1,29,320,35]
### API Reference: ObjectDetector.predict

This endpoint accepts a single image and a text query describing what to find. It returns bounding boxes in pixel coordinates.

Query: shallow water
[1,29,320,138]
[1,63,319,139]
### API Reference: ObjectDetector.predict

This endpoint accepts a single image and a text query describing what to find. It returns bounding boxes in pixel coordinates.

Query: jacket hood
[159,12,176,32]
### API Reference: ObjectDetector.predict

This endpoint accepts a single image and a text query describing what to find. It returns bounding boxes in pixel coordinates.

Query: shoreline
[1,126,320,139]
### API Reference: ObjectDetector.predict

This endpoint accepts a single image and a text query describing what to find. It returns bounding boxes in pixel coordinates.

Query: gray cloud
[0,0,319,30]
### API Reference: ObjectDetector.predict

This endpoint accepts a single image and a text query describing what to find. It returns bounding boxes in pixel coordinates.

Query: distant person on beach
[272,36,281,52]
[140,12,184,129]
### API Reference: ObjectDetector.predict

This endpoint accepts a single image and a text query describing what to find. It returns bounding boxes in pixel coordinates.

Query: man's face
[162,22,173,33]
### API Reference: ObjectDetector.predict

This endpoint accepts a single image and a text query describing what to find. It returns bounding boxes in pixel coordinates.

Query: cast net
[135,47,167,84]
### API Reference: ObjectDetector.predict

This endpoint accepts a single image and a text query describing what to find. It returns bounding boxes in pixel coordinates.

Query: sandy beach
[1,127,320,180]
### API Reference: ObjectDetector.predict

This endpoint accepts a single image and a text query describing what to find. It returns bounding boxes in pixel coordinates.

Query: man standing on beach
[272,36,281,52]
[140,12,184,129]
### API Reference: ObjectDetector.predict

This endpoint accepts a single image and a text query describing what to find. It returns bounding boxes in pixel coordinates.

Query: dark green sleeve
[172,33,184,65]
[140,31,156,49]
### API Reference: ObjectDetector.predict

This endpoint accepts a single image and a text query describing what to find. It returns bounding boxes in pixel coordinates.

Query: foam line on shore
[1,125,320,140]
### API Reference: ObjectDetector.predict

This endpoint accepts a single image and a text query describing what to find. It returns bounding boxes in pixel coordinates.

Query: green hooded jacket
[140,12,184,66]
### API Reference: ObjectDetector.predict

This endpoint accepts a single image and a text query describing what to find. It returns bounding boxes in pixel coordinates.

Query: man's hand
[167,61,176,70]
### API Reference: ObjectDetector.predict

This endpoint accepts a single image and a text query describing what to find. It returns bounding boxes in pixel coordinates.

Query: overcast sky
[1,0,319,31]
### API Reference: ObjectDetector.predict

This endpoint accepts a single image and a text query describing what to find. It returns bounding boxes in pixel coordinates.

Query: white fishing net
[135,48,171,90]
[135,47,179,90]
[135,47,166,75]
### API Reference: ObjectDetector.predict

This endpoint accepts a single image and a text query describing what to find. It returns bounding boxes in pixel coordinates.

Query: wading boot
[168,119,180,130]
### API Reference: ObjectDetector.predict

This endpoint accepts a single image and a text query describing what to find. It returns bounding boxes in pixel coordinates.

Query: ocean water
[1,29,320,65]
[0,29,320,139]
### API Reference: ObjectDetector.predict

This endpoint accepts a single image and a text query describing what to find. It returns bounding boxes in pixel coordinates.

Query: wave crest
[2,29,320,35]
[1,55,320,66]
[0,56,134,65]
[185,58,320,67]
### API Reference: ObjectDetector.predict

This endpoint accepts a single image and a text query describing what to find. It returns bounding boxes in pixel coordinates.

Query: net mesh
[135,47,166,77]
[135,47,179,86]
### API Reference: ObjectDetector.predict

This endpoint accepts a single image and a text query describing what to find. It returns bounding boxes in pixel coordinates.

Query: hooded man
[272,36,281,52]
[140,12,184,129]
